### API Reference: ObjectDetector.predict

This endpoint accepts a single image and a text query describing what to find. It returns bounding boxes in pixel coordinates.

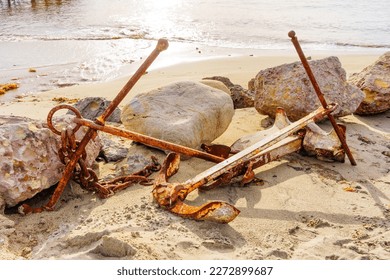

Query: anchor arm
[152,153,240,223]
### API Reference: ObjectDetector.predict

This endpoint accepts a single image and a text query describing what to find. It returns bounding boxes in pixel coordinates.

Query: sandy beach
[1,52,389,260]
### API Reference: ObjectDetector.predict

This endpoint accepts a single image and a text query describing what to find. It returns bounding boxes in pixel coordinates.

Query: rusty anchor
[151,31,358,223]
[152,104,340,223]
[19,39,172,214]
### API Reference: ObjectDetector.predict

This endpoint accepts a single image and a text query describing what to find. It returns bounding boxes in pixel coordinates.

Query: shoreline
[1,37,387,102]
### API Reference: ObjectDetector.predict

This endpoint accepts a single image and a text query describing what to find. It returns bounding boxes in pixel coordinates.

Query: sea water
[1,0,389,100]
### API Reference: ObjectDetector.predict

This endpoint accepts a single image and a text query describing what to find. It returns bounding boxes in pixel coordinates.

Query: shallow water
[1,0,389,100]
[2,0,389,48]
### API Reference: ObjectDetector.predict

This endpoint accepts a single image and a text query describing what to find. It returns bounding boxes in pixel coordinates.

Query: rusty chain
[58,126,161,199]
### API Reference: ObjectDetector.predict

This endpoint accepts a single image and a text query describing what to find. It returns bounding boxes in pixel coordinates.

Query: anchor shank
[199,135,303,191]
[250,135,302,170]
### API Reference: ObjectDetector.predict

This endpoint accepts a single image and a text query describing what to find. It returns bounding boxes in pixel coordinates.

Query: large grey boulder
[348,52,390,115]
[254,56,365,121]
[0,115,101,207]
[121,81,234,150]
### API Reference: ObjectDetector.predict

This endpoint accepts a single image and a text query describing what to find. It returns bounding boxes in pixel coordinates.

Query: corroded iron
[288,30,357,166]
[152,104,337,223]
[201,143,232,159]
[153,153,240,223]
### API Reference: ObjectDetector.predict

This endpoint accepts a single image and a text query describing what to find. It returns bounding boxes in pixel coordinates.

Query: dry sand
[0,52,389,260]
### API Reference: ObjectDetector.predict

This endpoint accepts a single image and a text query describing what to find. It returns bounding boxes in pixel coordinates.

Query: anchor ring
[47,104,82,135]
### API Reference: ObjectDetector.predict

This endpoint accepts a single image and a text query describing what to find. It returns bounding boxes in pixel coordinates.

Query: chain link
[58,127,161,199]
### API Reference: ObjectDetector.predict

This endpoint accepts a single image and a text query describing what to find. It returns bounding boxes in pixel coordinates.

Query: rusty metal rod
[73,117,225,163]
[288,30,357,166]
[96,39,169,124]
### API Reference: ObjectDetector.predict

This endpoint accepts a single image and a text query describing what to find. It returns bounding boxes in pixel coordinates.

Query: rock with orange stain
[349,52,390,115]
[253,56,364,121]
